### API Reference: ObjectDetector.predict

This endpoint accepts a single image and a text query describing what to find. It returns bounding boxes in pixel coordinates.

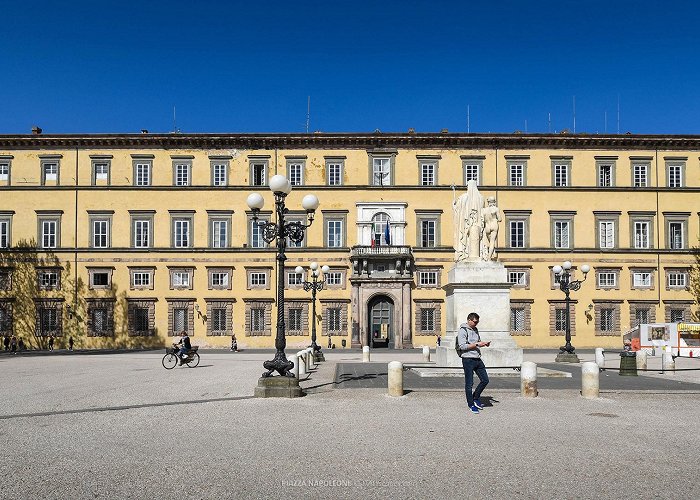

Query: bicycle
[162,345,200,369]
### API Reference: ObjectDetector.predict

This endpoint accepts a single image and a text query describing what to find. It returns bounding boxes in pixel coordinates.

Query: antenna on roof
[604,110,608,134]
[617,95,620,134]
[173,106,180,133]
[572,96,576,133]
[467,104,470,133]
[306,96,310,133]
[548,112,551,133]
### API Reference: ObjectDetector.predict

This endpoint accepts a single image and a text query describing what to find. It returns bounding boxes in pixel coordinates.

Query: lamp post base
[313,350,325,362]
[253,376,304,398]
[555,351,581,363]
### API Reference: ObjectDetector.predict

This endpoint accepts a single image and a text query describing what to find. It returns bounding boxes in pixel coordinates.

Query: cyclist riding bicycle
[175,331,192,365]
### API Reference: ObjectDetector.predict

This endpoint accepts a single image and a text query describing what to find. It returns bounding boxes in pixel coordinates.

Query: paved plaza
[1,349,699,499]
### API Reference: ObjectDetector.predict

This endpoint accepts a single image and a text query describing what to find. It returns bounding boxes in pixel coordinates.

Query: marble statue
[453,182,501,262]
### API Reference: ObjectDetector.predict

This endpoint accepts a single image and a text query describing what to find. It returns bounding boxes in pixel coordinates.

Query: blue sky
[1,0,699,135]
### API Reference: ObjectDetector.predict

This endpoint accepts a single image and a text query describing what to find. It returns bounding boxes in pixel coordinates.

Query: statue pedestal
[436,262,523,369]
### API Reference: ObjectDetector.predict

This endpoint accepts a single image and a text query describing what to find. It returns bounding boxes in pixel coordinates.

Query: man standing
[456,312,490,414]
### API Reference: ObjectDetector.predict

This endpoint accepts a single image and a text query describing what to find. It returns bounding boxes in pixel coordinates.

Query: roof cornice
[1,132,700,150]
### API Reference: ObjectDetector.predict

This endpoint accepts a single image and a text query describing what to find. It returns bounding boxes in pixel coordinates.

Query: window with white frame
[327,220,343,247]
[668,221,684,249]
[372,157,391,186]
[634,221,650,249]
[668,271,688,288]
[287,161,304,186]
[42,162,58,182]
[175,163,190,186]
[463,163,480,184]
[0,219,9,248]
[212,162,228,186]
[250,272,267,287]
[92,219,109,248]
[173,219,191,247]
[597,272,617,288]
[287,271,302,287]
[553,163,569,187]
[326,160,343,186]
[509,163,524,186]
[667,163,683,188]
[133,219,151,248]
[325,271,342,286]
[41,220,58,249]
[420,162,436,186]
[418,270,438,287]
[633,272,652,288]
[251,219,266,248]
[93,162,109,182]
[171,270,191,288]
[420,219,436,247]
[598,164,613,187]
[211,219,228,248]
[507,270,528,287]
[251,162,267,186]
[553,220,570,249]
[210,271,230,289]
[132,271,152,288]
[599,220,615,249]
[38,270,59,290]
[633,163,648,187]
[509,220,525,248]
[134,162,151,186]
[0,162,9,181]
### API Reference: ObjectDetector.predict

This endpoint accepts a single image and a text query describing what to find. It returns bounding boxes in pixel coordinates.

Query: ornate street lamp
[553,260,590,363]
[247,175,319,398]
[295,262,330,362]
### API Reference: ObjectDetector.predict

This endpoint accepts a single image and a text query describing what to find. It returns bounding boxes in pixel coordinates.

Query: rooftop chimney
[440,128,449,134]
[141,129,149,134]
[408,128,416,134]
[32,126,42,135]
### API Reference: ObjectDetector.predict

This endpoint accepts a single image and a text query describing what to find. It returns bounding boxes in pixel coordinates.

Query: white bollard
[595,348,605,369]
[297,351,307,376]
[422,346,430,363]
[662,352,675,373]
[305,348,314,370]
[636,350,648,371]
[581,362,599,399]
[290,354,299,378]
[388,361,403,397]
[520,361,538,398]
[362,345,371,362]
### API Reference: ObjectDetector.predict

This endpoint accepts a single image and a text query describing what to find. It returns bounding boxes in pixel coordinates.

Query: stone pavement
[1,349,699,499]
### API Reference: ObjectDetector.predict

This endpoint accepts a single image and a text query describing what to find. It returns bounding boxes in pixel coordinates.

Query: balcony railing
[350,245,412,257]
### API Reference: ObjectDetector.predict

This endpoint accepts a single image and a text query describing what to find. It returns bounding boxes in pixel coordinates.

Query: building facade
[0,131,698,350]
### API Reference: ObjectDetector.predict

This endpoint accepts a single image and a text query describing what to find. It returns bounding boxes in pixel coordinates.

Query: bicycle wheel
[186,353,200,368]
[162,353,178,370]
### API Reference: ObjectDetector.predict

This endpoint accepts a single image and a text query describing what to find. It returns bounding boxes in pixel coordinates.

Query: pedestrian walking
[68,336,74,351]
[48,335,54,351]
[456,312,490,414]
[3,335,9,351]
[18,339,24,351]
[230,334,238,352]
[10,335,17,354]
[437,334,441,346]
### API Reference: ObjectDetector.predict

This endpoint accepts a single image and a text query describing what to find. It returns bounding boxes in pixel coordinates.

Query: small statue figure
[481,196,502,261]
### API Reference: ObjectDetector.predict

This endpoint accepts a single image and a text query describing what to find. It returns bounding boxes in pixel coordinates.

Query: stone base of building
[253,376,304,398]
[436,261,523,369]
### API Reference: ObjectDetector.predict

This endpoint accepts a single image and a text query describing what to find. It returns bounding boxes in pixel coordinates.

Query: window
[555,308,567,333]
[553,220,570,249]
[326,158,344,186]
[174,163,190,186]
[634,221,650,249]
[288,308,303,332]
[420,309,435,332]
[507,270,528,287]
[173,308,187,332]
[250,308,265,332]
[325,272,342,286]
[40,219,58,249]
[211,160,229,186]
[250,218,268,248]
[372,157,391,186]
[171,269,192,289]
[553,163,569,187]
[597,272,617,288]
[87,300,114,337]
[212,273,228,287]
[208,268,232,290]
[371,212,391,246]
[668,271,688,288]
[247,268,270,289]
[634,308,650,327]
[666,163,683,188]
[509,220,525,248]
[41,161,59,184]
[420,219,436,248]
[171,213,194,248]
[510,308,526,332]
[212,308,227,334]
[418,270,439,287]
[127,299,155,336]
[287,160,304,186]
[132,218,151,248]
[463,162,480,184]
[633,272,652,288]
[599,220,615,249]
[327,220,343,247]
[508,164,524,186]
[668,221,684,249]
[0,269,11,290]
[38,270,60,290]
[91,159,110,185]
[670,309,685,323]
[35,300,62,336]
[327,308,342,332]
[632,163,648,187]
[91,219,110,248]
[0,218,9,248]
[134,308,150,333]
[88,268,112,289]
[251,273,266,286]
[0,301,13,335]
[420,162,436,186]
[600,308,614,332]
[287,271,302,287]
[133,272,151,287]
[250,158,269,186]
[133,160,152,186]
[598,164,613,187]
[0,161,9,182]
[211,219,228,248]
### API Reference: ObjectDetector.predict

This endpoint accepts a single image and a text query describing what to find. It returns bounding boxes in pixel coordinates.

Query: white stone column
[581,362,599,399]
[595,348,605,368]
[362,345,371,362]
[662,353,675,373]
[290,354,299,378]
[422,346,430,362]
[520,361,538,398]
[298,351,307,376]
[387,361,403,397]
[305,348,314,370]
[636,350,648,371]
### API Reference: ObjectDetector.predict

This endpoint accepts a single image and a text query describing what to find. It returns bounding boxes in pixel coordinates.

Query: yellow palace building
[0,130,697,350]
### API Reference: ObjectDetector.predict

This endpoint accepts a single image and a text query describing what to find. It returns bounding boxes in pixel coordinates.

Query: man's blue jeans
[462,357,489,406]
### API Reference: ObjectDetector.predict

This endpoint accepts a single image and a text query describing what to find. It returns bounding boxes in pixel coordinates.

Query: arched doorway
[368,295,394,348]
